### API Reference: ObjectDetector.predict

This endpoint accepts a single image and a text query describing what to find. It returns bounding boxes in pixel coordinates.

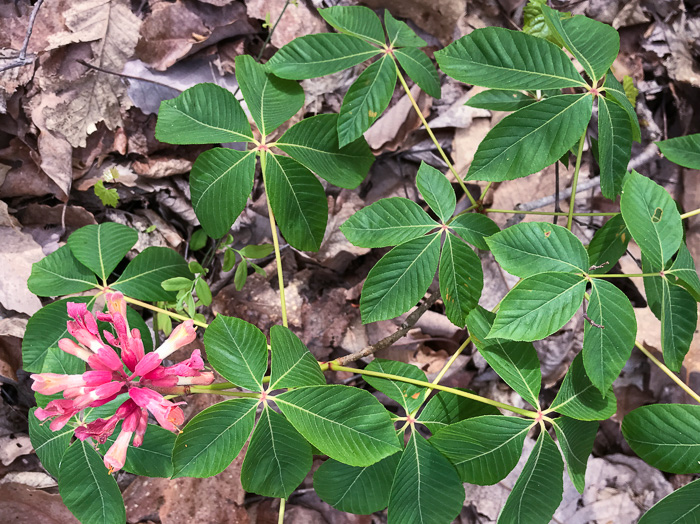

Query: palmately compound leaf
[275,385,402,467]
[620,170,683,269]
[172,399,257,478]
[550,352,616,421]
[314,454,400,515]
[467,307,541,408]
[583,279,636,393]
[656,133,700,170]
[265,154,327,252]
[269,325,325,390]
[598,95,633,199]
[203,315,268,391]
[552,417,598,493]
[603,73,641,142]
[523,0,571,44]
[418,389,500,433]
[667,243,700,301]
[319,6,385,46]
[387,432,465,524]
[28,245,98,297]
[28,407,72,478]
[439,233,483,327]
[486,221,589,278]
[448,213,500,251]
[360,233,441,323]
[488,272,587,342]
[67,222,137,282]
[111,247,191,302]
[241,408,312,499]
[430,415,532,485]
[660,278,697,372]
[59,440,125,524]
[338,53,397,147]
[189,148,256,239]
[364,359,428,412]
[466,89,538,111]
[497,431,564,524]
[234,55,304,137]
[638,478,700,524]
[622,404,700,474]
[416,162,455,223]
[156,83,252,144]
[340,197,438,248]
[587,214,630,274]
[267,33,381,80]
[435,27,586,90]
[541,5,619,83]
[467,94,593,182]
[384,10,427,47]
[394,47,441,99]
[276,113,374,189]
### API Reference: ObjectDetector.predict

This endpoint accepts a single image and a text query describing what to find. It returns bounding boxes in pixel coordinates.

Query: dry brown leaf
[0,139,64,199]
[0,225,43,315]
[44,0,141,147]
[0,317,25,383]
[0,201,19,229]
[0,434,32,466]
[246,0,326,48]
[0,482,78,523]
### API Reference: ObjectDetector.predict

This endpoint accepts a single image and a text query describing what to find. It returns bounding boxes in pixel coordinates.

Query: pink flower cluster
[31,292,214,473]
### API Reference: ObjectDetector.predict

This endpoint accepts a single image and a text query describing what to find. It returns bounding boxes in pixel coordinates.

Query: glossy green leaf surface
[276,114,374,189]
[266,154,327,251]
[276,385,401,467]
[488,272,587,342]
[384,10,426,47]
[660,279,697,372]
[418,389,500,433]
[340,197,437,248]
[487,221,588,277]
[99,423,175,478]
[28,407,72,478]
[622,404,700,474]
[467,94,593,182]
[155,83,252,144]
[203,316,268,391]
[416,162,455,223]
[638,478,700,524]
[603,73,641,142]
[598,96,632,199]
[431,415,532,485]
[112,247,191,301]
[394,48,441,99]
[28,245,98,297]
[448,213,500,251]
[552,417,598,493]
[319,6,385,45]
[364,359,427,412]
[466,90,538,111]
[360,233,441,323]
[435,27,586,90]
[67,223,137,282]
[269,325,325,389]
[439,234,483,327]
[550,353,616,420]
[656,133,700,169]
[587,214,629,274]
[189,148,256,239]
[668,243,700,301]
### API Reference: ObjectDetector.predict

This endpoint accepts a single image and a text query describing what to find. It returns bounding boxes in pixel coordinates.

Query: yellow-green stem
[329,362,544,420]
[485,209,617,217]
[261,150,289,327]
[415,336,471,409]
[567,132,587,230]
[278,498,286,524]
[681,208,700,220]
[188,387,261,398]
[634,341,700,404]
[121,295,209,328]
[393,62,477,207]
[590,273,661,278]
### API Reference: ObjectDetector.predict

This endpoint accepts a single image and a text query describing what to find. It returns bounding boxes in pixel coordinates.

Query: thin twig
[336,290,442,365]
[76,59,183,92]
[0,0,44,73]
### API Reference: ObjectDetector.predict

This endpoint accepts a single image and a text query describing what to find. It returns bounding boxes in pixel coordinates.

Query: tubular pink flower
[132,321,196,377]
[30,370,113,396]
[67,303,103,351]
[132,409,149,448]
[58,338,93,363]
[104,428,133,473]
[129,387,185,432]
[71,381,125,410]
[75,414,120,443]
[35,399,81,431]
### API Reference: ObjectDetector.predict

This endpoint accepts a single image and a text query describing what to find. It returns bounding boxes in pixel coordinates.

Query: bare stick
[0,0,45,73]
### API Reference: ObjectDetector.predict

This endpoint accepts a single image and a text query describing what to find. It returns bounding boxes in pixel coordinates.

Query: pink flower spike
[132,409,149,448]
[66,303,103,352]
[129,387,184,432]
[164,349,205,377]
[155,321,196,361]
[31,373,87,396]
[121,329,145,372]
[104,427,133,473]
[35,399,80,431]
[89,345,124,372]
[72,381,125,410]
[58,338,93,363]
[75,414,121,443]
[176,372,215,386]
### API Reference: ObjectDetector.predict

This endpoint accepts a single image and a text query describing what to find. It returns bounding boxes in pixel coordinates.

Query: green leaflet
[384,10,427,47]
[431,415,532,485]
[439,233,483,327]
[364,359,428,412]
[360,233,441,323]
[638,478,700,524]
[447,213,500,251]
[498,431,564,524]
[488,272,587,342]
[319,6,385,46]
[241,408,312,499]
[67,223,137,282]
[155,83,252,144]
[467,94,593,182]
[28,407,72,478]
[622,404,700,474]
[620,170,683,269]
[552,417,598,493]
[111,247,191,302]
[587,214,629,274]
[667,242,700,301]
[435,27,587,90]
[28,245,98,297]
[234,55,304,136]
[583,279,636,393]
[466,90,538,111]
[337,54,397,147]
[269,325,326,389]
[656,133,700,169]
[523,0,570,44]
[387,432,465,524]
[265,154,328,252]
[660,278,697,372]
[98,423,175,478]
[416,162,455,223]
[418,389,500,433]
[598,95,632,199]
[394,48,441,99]
[603,73,641,142]
[189,149,256,239]
[487,221,589,277]
[340,197,437,248]
[267,33,381,80]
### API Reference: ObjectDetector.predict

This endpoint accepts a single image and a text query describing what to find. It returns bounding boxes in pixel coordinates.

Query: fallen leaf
[0,226,43,315]
[246,0,326,48]
[0,482,77,523]
[0,434,32,466]
[0,317,25,382]
[0,139,64,199]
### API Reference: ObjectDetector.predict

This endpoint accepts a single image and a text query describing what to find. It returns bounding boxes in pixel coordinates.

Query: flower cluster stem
[121,295,209,328]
